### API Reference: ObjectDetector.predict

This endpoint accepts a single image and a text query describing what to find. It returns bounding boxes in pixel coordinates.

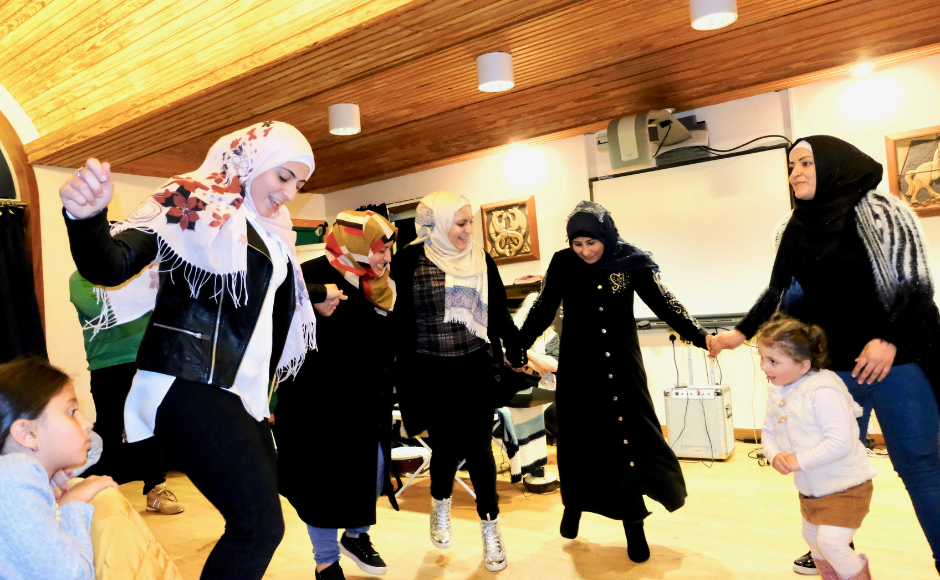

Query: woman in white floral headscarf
[58,121,343,580]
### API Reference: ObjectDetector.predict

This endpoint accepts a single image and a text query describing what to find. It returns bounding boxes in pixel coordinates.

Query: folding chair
[391,410,501,499]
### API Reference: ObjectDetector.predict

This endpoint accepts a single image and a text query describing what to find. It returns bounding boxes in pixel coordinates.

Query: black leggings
[155,379,284,580]
[82,362,165,494]
[419,351,499,519]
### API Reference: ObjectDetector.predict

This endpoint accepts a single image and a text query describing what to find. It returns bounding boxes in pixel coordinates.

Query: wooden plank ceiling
[4,0,940,193]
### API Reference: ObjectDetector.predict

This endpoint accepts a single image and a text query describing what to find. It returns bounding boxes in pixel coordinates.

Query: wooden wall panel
[0,111,43,329]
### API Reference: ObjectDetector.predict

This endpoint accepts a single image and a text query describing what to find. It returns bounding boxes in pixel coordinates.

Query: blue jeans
[307,443,385,566]
[835,364,940,562]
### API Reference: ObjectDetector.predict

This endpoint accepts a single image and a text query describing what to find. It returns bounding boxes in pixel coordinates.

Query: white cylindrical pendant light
[477,52,514,93]
[328,103,361,135]
[690,0,737,30]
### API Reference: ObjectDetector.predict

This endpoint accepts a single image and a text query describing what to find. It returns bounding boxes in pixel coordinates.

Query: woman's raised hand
[852,338,896,385]
[57,475,118,506]
[59,159,114,219]
[707,329,746,358]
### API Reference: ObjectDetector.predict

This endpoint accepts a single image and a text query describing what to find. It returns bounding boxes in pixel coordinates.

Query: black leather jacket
[64,209,326,388]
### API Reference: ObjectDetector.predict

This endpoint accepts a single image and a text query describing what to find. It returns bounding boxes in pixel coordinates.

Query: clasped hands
[705,330,895,385]
[771,452,802,475]
[312,284,347,316]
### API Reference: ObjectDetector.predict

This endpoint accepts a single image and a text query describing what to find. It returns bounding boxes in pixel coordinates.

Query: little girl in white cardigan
[758,313,877,580]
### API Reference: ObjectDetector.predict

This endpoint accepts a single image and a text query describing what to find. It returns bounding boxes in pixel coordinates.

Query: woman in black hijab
[518,201,710,563]
[710,136,940,576]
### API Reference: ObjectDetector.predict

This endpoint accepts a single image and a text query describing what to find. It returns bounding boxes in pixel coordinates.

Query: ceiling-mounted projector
[598,110,709,171]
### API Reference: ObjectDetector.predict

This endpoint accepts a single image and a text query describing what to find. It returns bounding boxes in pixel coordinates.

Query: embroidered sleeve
[518,254,564,349]
[633,268,707,348]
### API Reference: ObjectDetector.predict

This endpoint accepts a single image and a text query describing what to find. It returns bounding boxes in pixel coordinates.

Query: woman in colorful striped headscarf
[274,209,399,580]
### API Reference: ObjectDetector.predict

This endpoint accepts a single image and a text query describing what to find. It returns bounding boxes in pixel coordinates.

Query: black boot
[624,520,650,563]
[559,509,581,539]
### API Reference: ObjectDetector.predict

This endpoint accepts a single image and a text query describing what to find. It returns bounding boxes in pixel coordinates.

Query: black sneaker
[315,562,346,580]
[340,532,388,576]
[792,551,817,575]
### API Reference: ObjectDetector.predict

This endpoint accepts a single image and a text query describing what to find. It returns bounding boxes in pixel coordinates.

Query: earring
[31,444,39,452]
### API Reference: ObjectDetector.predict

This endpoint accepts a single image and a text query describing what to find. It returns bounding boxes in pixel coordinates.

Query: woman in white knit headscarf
[391,191,526,573]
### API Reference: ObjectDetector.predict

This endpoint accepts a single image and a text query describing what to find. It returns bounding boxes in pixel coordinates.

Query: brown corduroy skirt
[799,480,873,528]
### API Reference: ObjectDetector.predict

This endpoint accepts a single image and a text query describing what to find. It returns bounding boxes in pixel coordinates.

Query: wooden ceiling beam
[24,0,581,167]
[108,0,836,178]
[296,0,940,192]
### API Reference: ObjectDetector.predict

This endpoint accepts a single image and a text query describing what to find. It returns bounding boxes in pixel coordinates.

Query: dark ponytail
[0,358,71,449]
[756,312,830,370]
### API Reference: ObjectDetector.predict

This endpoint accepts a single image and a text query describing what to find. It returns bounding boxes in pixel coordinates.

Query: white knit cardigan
[765,369,877,497]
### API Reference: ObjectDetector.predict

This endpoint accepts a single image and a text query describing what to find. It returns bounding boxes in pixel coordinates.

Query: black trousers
[155,378,284,580]
[420,350,500,519]
[82,362,165,494]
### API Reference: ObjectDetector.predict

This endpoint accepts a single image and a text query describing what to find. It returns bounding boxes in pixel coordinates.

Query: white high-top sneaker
[480,515,507,572]
[430,497,453,549]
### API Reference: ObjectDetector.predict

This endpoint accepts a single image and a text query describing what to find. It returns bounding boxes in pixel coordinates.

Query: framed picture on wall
[480,196,540,265]
[885,125,940,217]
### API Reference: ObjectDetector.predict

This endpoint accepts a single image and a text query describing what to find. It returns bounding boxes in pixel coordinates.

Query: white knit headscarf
[412,191,489,339]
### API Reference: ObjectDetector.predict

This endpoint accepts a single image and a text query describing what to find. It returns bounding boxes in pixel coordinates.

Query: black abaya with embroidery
[519,249,707,522]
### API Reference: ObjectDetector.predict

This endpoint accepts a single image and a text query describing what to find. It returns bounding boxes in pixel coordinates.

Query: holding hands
[707,329,746,358]
[59,159,114,219]
[313,283,347,317]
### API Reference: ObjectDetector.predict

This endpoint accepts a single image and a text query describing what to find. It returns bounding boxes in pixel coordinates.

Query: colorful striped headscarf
[325,210,398,311]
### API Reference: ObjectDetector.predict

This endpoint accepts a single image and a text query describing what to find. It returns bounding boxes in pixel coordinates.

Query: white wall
[289,135,593,285]
[18,53,940,430]
[34,166,167,419]
[300,54,940,432]
[289,191,327,222]
[789,52,940,279]
[587,90,793,179]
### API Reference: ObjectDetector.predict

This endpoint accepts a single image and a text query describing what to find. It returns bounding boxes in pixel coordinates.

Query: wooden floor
[122,442,935,579]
